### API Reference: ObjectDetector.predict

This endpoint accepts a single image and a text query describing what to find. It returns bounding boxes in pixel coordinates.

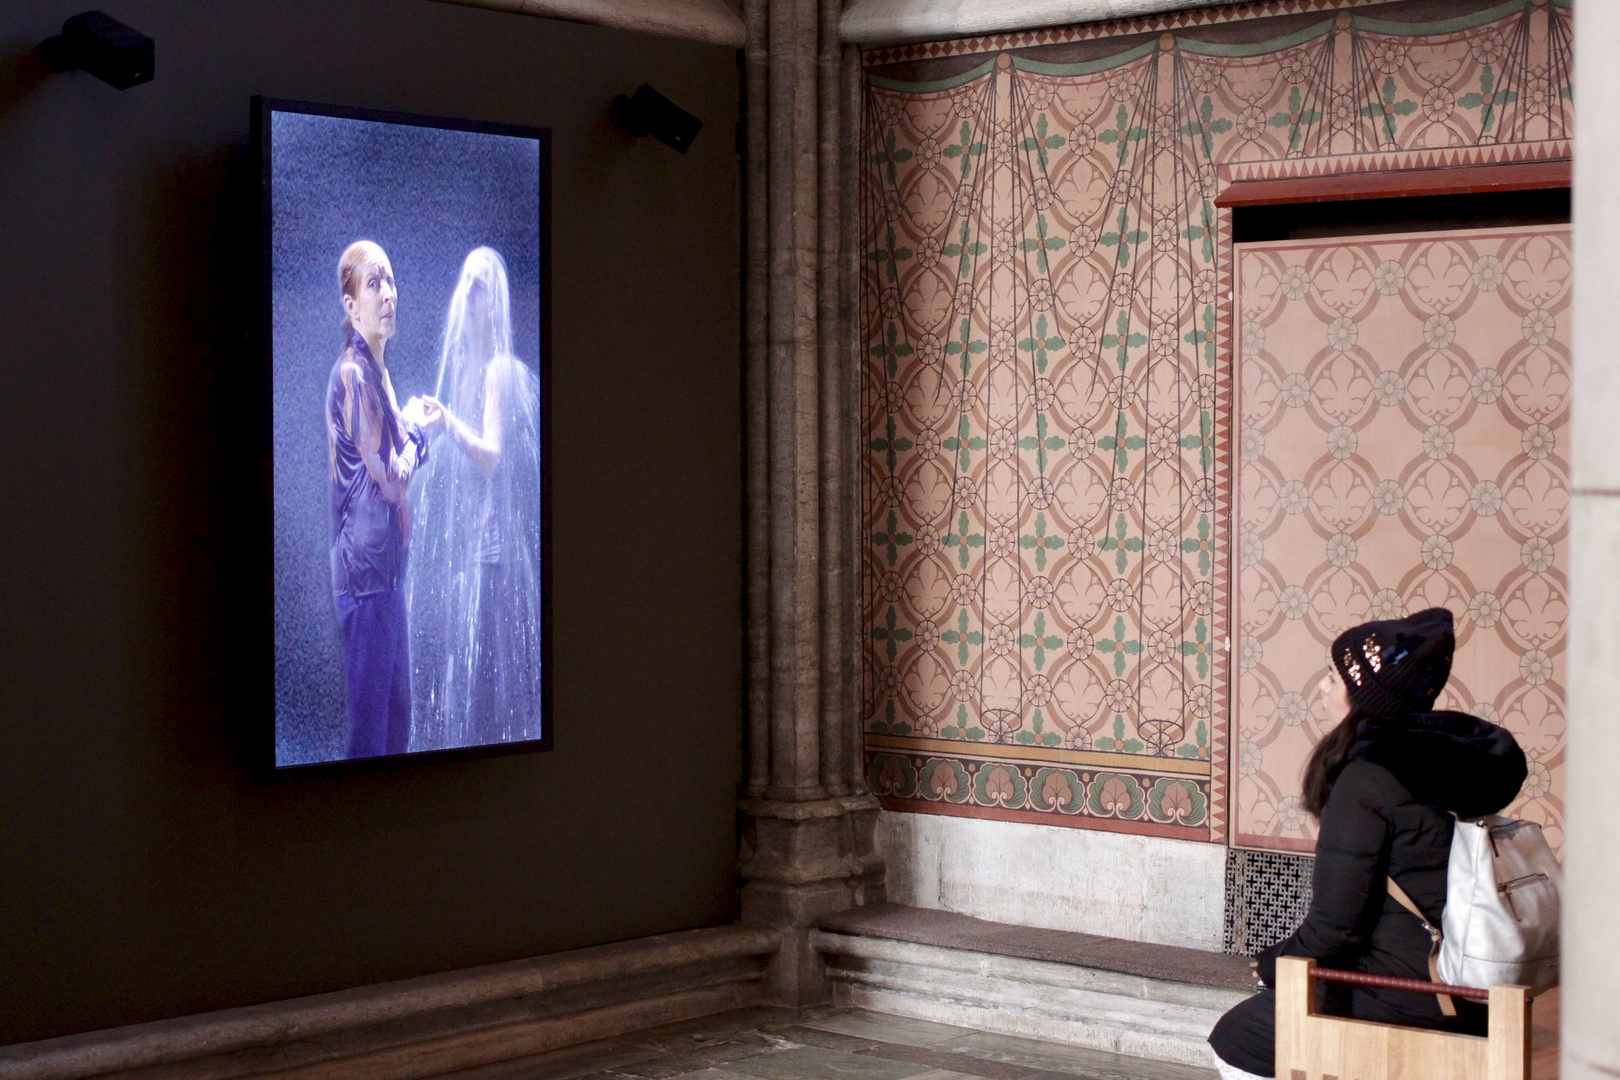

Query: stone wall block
[1565,497,1620,1080]
[1569,0,1620,1070]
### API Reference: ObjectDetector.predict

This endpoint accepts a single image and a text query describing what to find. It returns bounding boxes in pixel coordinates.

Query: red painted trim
[1214,161,1570,208]
[879,796,1211,841]
[1311,967,1491,1003]
[1211,201,1236,846]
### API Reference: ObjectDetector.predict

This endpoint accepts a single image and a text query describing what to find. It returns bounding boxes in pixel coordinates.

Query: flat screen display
[260,98,550,767]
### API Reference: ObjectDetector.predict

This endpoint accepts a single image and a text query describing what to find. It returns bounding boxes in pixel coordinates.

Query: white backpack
[1389,814,1561,997]
[1438,815,1561,990]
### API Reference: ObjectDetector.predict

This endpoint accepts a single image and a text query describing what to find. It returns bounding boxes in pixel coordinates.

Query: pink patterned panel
[1234,227,1569,854]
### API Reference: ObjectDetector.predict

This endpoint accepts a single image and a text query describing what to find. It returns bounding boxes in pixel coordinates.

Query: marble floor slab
[437,1006,1217,1080]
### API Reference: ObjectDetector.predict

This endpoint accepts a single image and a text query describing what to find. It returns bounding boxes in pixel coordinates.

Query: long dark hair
[1302,709,1365,818]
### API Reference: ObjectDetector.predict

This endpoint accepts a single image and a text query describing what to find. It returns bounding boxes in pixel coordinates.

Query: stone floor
[440,1006,1218,1080]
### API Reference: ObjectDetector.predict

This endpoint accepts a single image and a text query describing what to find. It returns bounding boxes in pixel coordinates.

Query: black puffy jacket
[1255,710,1527,1025]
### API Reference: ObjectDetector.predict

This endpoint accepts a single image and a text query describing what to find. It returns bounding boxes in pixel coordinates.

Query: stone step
[811,903,1254,1070]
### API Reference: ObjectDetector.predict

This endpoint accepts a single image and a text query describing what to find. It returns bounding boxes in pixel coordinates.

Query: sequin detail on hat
[1330,608,1455,717]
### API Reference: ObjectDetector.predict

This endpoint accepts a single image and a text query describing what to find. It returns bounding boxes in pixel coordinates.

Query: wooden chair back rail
[1308,966,1493,1002]
[1276,957,1531,1080]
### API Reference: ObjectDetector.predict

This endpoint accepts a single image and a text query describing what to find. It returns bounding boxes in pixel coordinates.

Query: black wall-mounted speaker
[41,10,154,90]
[611,84,703,154]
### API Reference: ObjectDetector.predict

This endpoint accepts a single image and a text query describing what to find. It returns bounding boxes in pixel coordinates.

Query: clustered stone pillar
[737,0,885,1006]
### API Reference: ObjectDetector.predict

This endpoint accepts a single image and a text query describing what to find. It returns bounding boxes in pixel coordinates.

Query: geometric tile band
[1225,847,1314,955]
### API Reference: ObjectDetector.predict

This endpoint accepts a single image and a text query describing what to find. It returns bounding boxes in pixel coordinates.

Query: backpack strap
[1386,876,1456,1017]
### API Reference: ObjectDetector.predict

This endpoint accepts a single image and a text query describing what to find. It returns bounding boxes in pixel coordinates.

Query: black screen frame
[254,95,553,774]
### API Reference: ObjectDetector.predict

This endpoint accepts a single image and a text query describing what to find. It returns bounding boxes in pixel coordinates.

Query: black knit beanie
[1331,607,1454,717]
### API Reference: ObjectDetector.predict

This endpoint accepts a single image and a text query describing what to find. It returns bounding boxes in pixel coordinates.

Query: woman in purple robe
[325,240,429,758]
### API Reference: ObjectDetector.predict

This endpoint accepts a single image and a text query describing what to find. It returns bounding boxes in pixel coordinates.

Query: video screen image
[266,102,547,767]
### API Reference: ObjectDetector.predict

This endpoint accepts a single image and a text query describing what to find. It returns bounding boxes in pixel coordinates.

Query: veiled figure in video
[406,247,542,750]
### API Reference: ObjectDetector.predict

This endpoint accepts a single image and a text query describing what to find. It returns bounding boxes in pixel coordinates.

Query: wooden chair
[1275,956,1536,1080]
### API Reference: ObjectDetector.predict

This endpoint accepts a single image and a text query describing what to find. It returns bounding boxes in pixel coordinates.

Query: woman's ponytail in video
[338,240,379,344]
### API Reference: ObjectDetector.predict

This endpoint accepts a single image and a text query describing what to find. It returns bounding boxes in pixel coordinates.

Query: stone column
[1567,3,1620,1077]
[738,0,885,1006]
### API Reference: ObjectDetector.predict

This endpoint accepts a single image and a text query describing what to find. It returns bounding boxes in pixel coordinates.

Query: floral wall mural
[860,0,1572,843]
[1235,227,1569,853]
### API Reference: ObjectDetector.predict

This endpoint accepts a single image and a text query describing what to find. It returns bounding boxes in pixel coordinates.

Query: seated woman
[1208,608,1527,1080]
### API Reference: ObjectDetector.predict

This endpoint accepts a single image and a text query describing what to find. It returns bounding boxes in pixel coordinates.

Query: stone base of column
[738,793,885,1006]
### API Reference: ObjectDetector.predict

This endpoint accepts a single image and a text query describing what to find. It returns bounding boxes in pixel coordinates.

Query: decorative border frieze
[1222,138,1573,184]
[868,748,1213,841]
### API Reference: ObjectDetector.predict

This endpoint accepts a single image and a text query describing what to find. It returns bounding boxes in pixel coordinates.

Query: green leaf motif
[871,605,912,662]
[940,607,983,665]
[1095,614,1142,677]
[1019,512,1065,573]
[1018,611,1063,672]
[872,510,913,567]
[870,415,912,472]
[1099,512,1142,573]
[943,510,984,570]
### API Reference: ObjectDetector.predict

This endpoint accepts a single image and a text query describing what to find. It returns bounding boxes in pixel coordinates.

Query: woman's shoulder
[330,349,360,391]
[1329,758,1413,808]
[487,351,527,378]
[489,352,539,399]
[478,352,509,387]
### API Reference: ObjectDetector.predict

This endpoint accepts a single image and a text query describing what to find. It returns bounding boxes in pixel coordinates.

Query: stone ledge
[817,903,1252,991]
[813,931,1247,1013]
[0,925,779,1080]
[430,0,745,47]
[812,924,1247,1067]
[738,794,881,822]
[840,0,1223,45]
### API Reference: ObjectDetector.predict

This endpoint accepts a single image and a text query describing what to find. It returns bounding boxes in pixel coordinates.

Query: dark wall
[0,0,742,1045]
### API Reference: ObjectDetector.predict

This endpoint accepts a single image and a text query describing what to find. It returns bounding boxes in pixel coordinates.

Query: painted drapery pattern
[860,0,1572,841]
[1235,227,1568,853]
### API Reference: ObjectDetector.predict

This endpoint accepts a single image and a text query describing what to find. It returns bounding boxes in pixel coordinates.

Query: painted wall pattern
[860,0,1572,842]
[1235,227,1568,853]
